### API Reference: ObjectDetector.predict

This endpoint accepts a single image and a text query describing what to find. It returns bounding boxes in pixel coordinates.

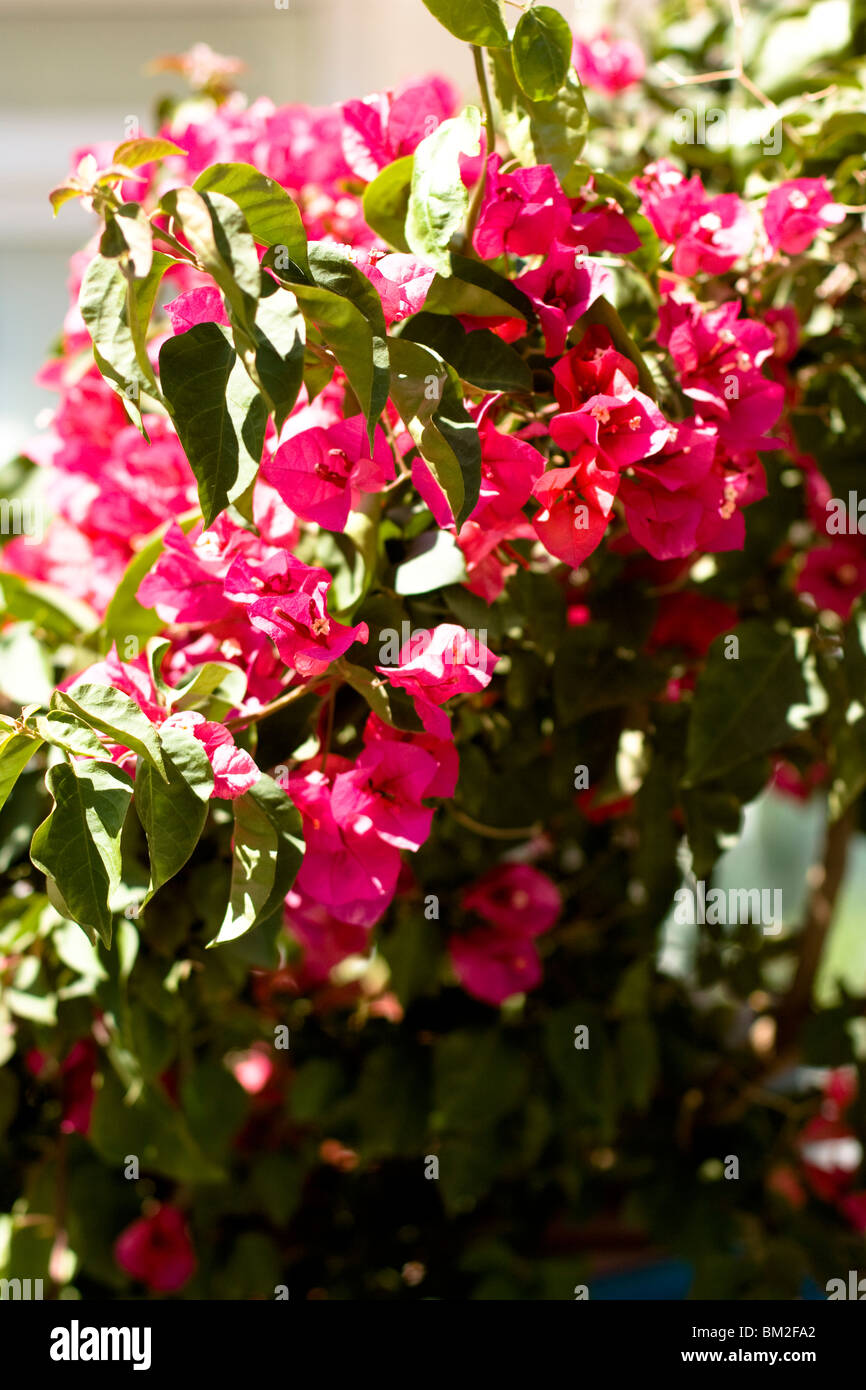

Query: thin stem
[320,687,336,776]
[448,805,543,840]
[150,221,198,265]
[224,676,331,732]
[465,46,496,249]
[775,806,855,1052]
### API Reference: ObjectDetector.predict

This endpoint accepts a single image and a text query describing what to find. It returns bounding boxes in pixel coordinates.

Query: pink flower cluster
[449,864,562,1005]
[286,624,496,961]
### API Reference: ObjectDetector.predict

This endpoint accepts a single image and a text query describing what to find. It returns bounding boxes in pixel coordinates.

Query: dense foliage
[1,0,866,1299]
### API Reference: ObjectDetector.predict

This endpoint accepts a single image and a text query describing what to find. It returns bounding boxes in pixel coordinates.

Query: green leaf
[79,250,175,411]
[400,312,532,392]
[438,1131,502,1215]
[362,156,413,251]
[32,713,105,758]
[246,284,306,431]
[0,623,54,704]
[420,0,509,47]
[553,625,668,726]
[112,136,187,168]
[300,243,390,443]
[317,504,380,616]
[161,186,261,334]
[581,297,659,400]
[394,527,467,595]
[681,765,767,881]
[181,1060,248,1155]
[490,48,589,178]
[30,761,133,946]
[135,723,213,903]
[423,251,532,320]
[213,774,304,945]
[0,573,99,642]
[286,279,389,445]
[682,623,807,788]
[52,682,167,780]
[193,161,309,273]
[168,661,247,715]
[0,731,43,813]
[433,1028,529,1131]
[100,204,154,279]
[812,111,866,158]
[388,336,481,528]
[89,1067,224,1183]
[101,508,201,649]
[406,107,482,276]
[49,184,85,215]
[308,242,389,342]
[511,6,573,101]
[159,323,267,526]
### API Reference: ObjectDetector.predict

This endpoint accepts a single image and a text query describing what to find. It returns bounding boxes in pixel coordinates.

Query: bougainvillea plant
[1,0,866,1300]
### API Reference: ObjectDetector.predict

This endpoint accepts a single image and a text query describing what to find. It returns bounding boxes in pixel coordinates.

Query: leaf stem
[150,220,198,265]
[448,804,543,840]
[465,46,496,249]
[224,676,331,732]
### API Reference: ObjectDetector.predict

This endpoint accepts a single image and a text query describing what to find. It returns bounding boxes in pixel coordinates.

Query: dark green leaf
[89,1067,224,1183]
[246,285,305,431]
[400,311,532,392]
[388,336,481,528]
[337,657,422,729]
[135,723,213,903]
[357,1046,429,1157]
[30,761,133,946]
[159,323,267,526]
[682,623,807,788]
[287,280,389,445]
[431,250,533,320]
[214,773,304,945]
[434,1028,529,1131]
[381,915,442,1003]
